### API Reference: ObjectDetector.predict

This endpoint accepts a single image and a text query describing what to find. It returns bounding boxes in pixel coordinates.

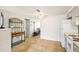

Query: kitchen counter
[64,32,79,52]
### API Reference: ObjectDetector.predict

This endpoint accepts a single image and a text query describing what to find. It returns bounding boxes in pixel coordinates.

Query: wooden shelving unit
[9,18,25,47]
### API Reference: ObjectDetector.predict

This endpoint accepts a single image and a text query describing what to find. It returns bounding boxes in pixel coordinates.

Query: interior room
[0,6,79,52]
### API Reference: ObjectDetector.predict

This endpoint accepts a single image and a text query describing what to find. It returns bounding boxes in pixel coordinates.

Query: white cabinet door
[0,29,11,52]
[64,36,73,52]
[66,37,73,52]
[73,44,79,52]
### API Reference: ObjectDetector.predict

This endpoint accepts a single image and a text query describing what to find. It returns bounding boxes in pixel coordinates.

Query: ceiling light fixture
[35,9,45,19]
[36,9,40,12]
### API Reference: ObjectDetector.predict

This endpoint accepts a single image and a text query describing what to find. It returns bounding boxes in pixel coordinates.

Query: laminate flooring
[12,36,65,52]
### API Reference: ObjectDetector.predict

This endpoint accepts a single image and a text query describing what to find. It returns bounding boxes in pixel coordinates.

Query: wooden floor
[12,36,66,52]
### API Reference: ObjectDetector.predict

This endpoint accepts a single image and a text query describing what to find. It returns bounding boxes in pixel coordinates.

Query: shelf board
[11,27,22,28]
[11,32,25,37]
[11,40,25,47]
[9,21,22,23]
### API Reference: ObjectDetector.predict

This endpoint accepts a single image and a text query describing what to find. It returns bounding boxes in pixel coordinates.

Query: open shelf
[9,18,25,47]
[11,32,25,37]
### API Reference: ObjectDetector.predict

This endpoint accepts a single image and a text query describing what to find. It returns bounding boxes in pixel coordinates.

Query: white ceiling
[0,6,72,19]
[0,6,71,15]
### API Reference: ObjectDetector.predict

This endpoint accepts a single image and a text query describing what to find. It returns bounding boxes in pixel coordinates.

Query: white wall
[0,9,23,28]
[40,15,66,47]
[62,20,78,33]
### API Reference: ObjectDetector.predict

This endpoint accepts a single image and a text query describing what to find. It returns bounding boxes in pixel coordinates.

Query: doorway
[32,20,40,37]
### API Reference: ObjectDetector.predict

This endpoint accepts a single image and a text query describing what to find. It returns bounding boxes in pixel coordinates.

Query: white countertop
[0,28,11,31]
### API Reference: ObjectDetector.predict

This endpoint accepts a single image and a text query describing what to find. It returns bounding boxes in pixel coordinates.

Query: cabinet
[65,36,73,52]
[73,44,79,52]
[0,29,11,52]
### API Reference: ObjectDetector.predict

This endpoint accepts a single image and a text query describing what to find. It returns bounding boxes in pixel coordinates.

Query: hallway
[0,6,76,52]
[12,36,65,52]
